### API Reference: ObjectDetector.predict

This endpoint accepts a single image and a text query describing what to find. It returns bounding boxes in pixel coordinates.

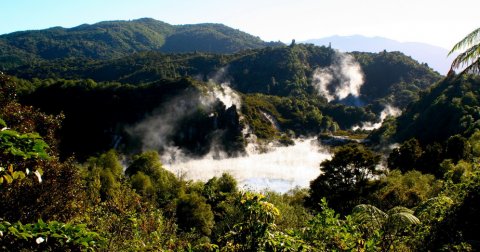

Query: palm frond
[451,45,480,69]
[449,27,480,74]
[449,27,480,55]
[460,58,480,75]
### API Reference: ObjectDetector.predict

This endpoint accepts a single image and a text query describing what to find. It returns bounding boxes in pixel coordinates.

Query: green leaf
[0,118,6,128]
[3,174,13,184]
[37,219,46,228]
[12,171,26,180]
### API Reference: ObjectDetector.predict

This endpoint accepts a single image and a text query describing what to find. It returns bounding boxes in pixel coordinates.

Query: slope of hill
[369,74,480,146]
[304,35,455,75]
[353,51,441,107]
[393,74,480,144]
[0,18,282,68]
[18,78,247,159]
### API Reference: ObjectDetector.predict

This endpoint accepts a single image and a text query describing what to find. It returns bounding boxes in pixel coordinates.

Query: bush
[0,219,104,251]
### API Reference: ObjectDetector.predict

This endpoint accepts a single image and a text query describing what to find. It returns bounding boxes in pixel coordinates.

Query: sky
[1,0,478,49]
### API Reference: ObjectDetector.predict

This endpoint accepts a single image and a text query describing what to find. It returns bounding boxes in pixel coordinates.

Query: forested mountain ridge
[0,18,282,68]
[9,44,441,108]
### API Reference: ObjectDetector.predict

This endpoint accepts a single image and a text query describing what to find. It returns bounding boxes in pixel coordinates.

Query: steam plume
[312,52,365,102]
[125,92,201,152]
[352,105,402,131]
[127,67,333,193]
[164,138,331,193]
[126,65,243,152]
[211,83,241,109]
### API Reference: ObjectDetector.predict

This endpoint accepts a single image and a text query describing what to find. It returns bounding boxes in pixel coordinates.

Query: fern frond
[352,204,387,229]
[387,206,414,215]
[388,212,420,226]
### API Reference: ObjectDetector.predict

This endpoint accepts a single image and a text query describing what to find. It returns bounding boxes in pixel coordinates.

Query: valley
[1,16,479,251]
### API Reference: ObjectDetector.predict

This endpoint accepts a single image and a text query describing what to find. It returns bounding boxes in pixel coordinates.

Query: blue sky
[1,0,478,49]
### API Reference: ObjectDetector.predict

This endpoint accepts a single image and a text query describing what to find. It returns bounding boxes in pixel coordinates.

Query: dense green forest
[7,44,440,104]
[1,20,480,251]
[0,18,282,69]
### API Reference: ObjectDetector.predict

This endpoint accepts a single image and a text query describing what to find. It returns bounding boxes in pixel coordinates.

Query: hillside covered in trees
[5,43,441,159]
[0,18,283,68]
[1,18,480,251]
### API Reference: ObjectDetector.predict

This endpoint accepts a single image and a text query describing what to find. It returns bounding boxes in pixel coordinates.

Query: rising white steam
[126,93,199,152]
[211,83,241,109]
[126,66,243,153]
[164,138,331,193]
[202,67,241,109]
[312,52,365,102]
[127,67,332,193]
[352,105,402,131]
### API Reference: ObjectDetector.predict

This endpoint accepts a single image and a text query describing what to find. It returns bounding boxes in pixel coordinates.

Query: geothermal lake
[163,138,331,193]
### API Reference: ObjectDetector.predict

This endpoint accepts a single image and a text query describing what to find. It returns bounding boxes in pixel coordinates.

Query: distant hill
[0,18,283,68]
[303,35,455,75]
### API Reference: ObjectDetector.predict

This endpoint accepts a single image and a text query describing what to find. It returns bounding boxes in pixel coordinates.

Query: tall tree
[309,144,381,214]
[449,27,480,75]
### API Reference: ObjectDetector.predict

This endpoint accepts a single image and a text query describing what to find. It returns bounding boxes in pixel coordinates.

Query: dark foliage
[309,144,381,214]
[19,78,245,159]
[387,138,422,173]
[427,173,480,251]
[354,51,440,107]
[0,74,83,223]
[393,75,480,145]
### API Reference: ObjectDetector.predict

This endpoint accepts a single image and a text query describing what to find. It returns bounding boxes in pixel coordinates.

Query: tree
[302,198,362,251]
[445,134,472,163]
[387,138,422,173]
[220,192,278,250]
[176,193,215,237]
[372,170,442,210]
[203,173,237,205]
[449,27,480,75]
[0,73,82,223]
[0,75,104,251]
[309,143,381,214]
[126,151,180,207]
[417,142,445,178]
[425,170,480,251]
[83,150,124,202]
[220,192,308,251]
